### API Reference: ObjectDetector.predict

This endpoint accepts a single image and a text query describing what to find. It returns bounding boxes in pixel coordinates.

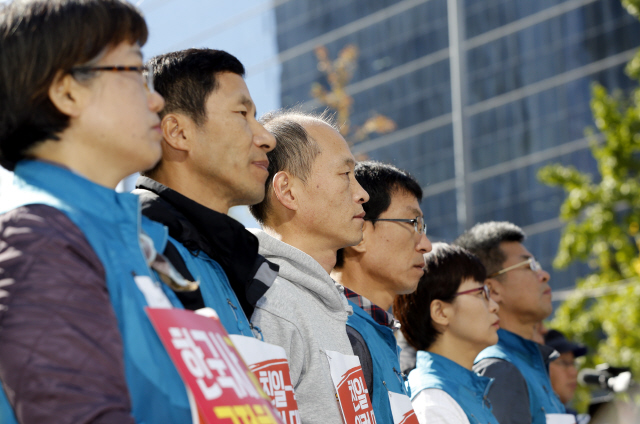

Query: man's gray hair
[453,221,525,276]
[249,108,338,224]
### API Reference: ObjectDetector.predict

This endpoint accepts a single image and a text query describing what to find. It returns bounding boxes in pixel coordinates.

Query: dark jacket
[134,177,277,321]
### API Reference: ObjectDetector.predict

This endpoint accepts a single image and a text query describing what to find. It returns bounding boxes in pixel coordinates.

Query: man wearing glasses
[455,222,567,424]
[331,161,431,423]
[331,161,432,423]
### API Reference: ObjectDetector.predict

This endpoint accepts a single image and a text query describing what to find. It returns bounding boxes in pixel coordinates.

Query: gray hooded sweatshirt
[248,229,353,424]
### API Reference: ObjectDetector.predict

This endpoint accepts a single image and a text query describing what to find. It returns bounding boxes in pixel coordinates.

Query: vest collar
[496,329,556,366]
[416,350,492,396]
[13,160,139,222]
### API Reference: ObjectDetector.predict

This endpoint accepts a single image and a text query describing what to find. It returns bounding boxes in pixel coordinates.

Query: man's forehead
[499,241,532,261]
[208,72,251,102]
[385,189,422,215]
[306,123,351,155]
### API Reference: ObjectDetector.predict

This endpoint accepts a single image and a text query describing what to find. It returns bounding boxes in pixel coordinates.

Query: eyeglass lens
[143,67,154,93]
[530,259,541,272]
[414,216,427,235]
[483,285,491,301]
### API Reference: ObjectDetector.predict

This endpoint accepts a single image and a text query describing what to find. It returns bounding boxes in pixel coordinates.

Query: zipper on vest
[393,367,409,395]
[482,379,493,411]
[250,323,264,341]
[227,298,240,325]
[227,298,248,334]
[469,413,481,424]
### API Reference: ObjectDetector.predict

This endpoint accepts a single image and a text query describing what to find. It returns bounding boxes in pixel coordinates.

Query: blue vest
[170,238,254,337]
[409,351,499,424]
[475,328,565,424]
[346,301,408,424]
[0,161,192,424]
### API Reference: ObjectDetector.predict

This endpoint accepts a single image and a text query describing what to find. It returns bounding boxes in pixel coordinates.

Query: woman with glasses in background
[0,1,198,423]
[394,243,501,424]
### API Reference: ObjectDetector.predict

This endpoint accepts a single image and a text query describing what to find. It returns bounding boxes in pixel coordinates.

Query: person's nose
[538,267,550,283]
[416,233,432,254]
[354,177,369,204]
[253,121,276,152]
[489,297,499,314]
[148,91,164,114]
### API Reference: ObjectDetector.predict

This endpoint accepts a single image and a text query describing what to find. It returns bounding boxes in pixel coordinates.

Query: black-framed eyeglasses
[70,65,154,93]
[455,284,491,302]
[489,257,542,277]
[365,216,427,235]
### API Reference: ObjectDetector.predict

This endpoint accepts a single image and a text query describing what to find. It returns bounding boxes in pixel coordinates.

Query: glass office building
[271,0,640,292]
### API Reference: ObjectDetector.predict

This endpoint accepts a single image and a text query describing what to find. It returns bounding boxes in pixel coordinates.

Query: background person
[545,329,587,408]
[249,109,369,424]
[332,160,432,423]
[394,243,501,424]
[455,221,566,424]
[0,0,196,423]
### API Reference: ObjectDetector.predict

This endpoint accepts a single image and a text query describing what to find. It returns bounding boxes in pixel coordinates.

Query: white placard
[230,335,301,424]
[546,413,577,424]
[388,391,419,424]
[325,350,376,424]
[134,275,172,308]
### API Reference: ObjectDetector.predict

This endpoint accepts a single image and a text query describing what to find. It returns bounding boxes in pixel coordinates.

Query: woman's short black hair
[394,243,487,351]
[0,0,149,170]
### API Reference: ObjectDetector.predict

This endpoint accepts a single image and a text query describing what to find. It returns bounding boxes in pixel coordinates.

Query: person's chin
[343,228,364,247]
[244,184,267,206]
[137,148,162,173]
[486,331,499,347]
[540,301,553,316]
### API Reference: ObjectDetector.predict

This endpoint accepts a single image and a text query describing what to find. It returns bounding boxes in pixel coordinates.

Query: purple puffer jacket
[0,204,135,424]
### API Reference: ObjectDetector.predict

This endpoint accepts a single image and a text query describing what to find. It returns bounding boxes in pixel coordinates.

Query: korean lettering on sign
[147,308,283,424]
[326,350,377,424]
[229,334,301,424]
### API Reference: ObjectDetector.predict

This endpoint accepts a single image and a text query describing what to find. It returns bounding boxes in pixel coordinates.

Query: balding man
[249,110,369,424]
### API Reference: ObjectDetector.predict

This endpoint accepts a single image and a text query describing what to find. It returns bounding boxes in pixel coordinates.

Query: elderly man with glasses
[332,161,432,424]
[454,222,571,424]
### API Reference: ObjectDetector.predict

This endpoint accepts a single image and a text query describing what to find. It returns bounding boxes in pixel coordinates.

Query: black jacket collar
[134,176,275,318]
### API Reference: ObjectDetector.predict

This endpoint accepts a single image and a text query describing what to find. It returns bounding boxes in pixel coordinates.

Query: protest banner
[147,308,283,424]
[326,350,376,424]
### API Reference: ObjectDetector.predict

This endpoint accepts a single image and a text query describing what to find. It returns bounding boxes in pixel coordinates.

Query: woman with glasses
[394,243,501,424]
[0,1,196,423]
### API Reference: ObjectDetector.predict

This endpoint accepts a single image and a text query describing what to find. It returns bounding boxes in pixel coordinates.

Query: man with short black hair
[134,48,278,336]
[331,161,432,423]
[249,109,369,424]
[454,221,566,424]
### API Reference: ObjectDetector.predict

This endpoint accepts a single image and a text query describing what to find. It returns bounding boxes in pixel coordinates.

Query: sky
[0,0,281,227]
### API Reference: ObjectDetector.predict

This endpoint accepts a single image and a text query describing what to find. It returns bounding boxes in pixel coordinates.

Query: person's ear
[485,278,503,304]
[430,299,451,329]
[161,114,191,152]
[48,71,86,118]
[272,171,297,211]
